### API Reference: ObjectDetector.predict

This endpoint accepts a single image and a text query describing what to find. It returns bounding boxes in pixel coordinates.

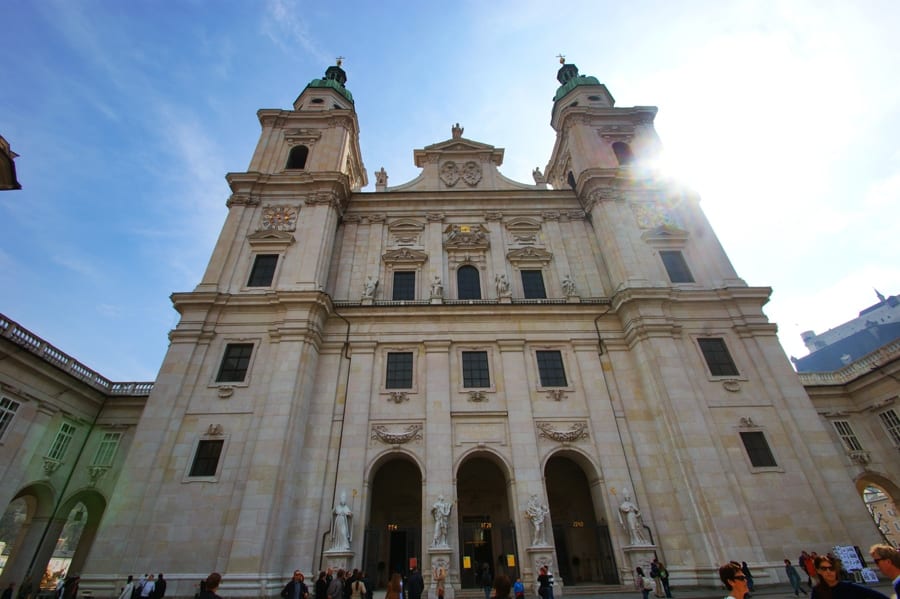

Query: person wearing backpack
[635,567,652,599]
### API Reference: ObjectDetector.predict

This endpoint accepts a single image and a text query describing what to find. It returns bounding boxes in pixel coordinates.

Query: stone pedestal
[428,547,454,599]
[431,297,443,304]
[565,295,581,303]
[323,549,354,572]
[622,545,658,586]
[525,547,562,598]
[361,297,374,306]
[499,295,512,304]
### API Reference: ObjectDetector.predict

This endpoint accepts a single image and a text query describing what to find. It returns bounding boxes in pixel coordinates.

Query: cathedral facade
[0,63,885,598]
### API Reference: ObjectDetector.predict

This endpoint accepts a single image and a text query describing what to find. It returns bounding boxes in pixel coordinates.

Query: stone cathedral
[0,62,886,599]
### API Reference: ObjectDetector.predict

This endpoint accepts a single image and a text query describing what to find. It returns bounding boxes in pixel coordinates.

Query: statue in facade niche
[562,274,577,296]
[495,273,510,297]
[525,494,550,546]
[363,276,378,299]
[330,490,353,551]
[431,275,443,298]
[618,487,650,545]
[431,494,452,547]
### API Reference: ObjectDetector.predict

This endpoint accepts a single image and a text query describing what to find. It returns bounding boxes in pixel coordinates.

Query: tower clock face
[261,205,298,231]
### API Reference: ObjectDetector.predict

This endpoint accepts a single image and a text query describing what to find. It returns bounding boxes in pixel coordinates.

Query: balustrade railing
[0,313,153,396]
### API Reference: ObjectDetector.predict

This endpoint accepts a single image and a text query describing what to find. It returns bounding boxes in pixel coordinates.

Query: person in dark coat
[406,567,424,599]
[315,572,328,599]
[282,571,309,599]
[153,574,167,599]
[199,573,222,599]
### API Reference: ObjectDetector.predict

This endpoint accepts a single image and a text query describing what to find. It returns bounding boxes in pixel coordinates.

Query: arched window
[612,142,634,165]
[286,145,309,169]
[457,265,481,300]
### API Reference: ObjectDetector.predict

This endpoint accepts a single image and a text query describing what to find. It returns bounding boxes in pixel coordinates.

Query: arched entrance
[456,454,518,588]
[855,473,900,547]
[545,454,618,585]
[364,457,423,589]
[0,485,106,590]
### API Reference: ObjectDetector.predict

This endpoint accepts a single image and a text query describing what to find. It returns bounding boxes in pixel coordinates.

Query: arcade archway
[456,454,518,589]
[545,454,618,585]
[363,457,423,589]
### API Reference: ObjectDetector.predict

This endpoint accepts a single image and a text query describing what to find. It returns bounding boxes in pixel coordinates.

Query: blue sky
[2,0,899,381]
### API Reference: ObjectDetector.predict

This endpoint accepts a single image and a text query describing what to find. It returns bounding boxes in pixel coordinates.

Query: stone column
[424,340,454,599]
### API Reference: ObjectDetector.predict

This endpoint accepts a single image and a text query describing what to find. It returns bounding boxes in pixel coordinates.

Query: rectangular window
[698,338,739,376]
[521,270,547,299]
[392,271,416,301]
[216,343,254,383]
[189,439,224,477]
[660,250,695,283]
[92,432,122,467]
[462,351,490,388]
[247,254,278,287]
[0,397,21,441]
[536,350,568,387]
[386,352,414,389]
[740,431,778,468]
[833,420,863,451]
[47,423,77,461]
[879,409,900,447]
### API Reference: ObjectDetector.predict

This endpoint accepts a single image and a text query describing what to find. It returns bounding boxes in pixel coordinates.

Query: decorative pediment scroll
[505,217,542,246]
[371,423,424,445]
[506,246,552,267]
[382,248,428,266]
[284,128,322,145]
[536,421,589,442]
[444,224,489,249]
[388,219,425,246]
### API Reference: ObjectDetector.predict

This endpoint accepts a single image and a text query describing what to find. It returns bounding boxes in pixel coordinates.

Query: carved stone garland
[371,423,423,445]
[536,421,589,442]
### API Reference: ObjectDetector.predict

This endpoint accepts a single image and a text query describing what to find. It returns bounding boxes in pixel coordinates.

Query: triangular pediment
[507,246,553,266]
[382,248,429,265]
[247,230,295,249]
[423,137,497,153]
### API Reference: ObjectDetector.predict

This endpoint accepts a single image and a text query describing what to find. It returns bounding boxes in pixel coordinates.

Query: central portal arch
[456,453,519,588]
[364,456,423,589]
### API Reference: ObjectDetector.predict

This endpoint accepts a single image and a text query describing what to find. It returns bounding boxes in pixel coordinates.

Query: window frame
[91,431,122,467]
[213,341,258,386]
[380,347,420,395]
[534,349,569,388]
[47,422,77,462]
[520,269,547,299]
[461,350,491,389]
[456,265,482,300]
[832,420,864,452]
[184,435,228,482]
[878,408,900,447]
[246,253,280,288]
[455,346,496,394]
[0,396,21,442]
[391,270,417,301]
[285,144,309,170]
[385,351,415,390]
[697,337,741,378]
[738,430,781,472]
[659,250,695,284]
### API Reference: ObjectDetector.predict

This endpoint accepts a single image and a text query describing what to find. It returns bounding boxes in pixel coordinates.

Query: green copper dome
[305,63,354,103]
[553,63,601,102]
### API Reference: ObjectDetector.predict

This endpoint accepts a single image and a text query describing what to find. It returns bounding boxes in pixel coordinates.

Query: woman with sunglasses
[719,562,750,599]
[810,556,888,599]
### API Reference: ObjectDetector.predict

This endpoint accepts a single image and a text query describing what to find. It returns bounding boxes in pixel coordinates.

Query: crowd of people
[718,544,900,599]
